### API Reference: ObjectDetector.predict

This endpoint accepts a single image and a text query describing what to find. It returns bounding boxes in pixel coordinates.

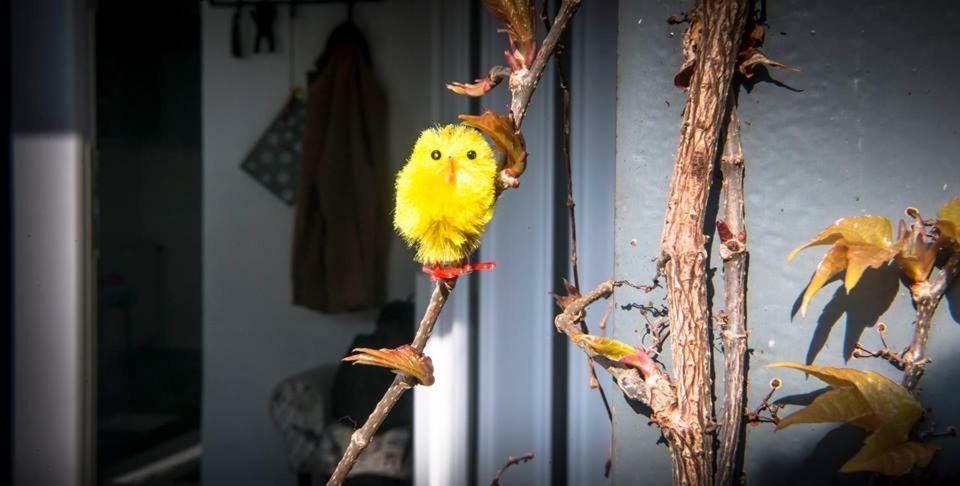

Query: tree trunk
[659,0,750,484]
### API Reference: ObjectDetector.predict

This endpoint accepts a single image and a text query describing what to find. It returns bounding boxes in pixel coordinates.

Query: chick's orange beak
[446,156,457,184]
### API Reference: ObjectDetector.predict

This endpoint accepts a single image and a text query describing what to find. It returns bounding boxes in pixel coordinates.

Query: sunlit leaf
[571,334,637,360]
[771,362,922,438]
[894,219,937,283]
[841,434,938,476]
[483,0,536,69]
[460,110,528,178]
[799,244,847,317]
[936,196,960,243]
[571,334,655,377]
[844,244,897,291]
[776,386,876,431]
[772,363,931,476]
[343,345,435,386]
[790,216,898,315]
[788,215,893,262]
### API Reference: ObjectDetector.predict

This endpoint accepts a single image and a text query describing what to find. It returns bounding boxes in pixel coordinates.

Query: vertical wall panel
[566,1,619,485]
[475,11,558,486]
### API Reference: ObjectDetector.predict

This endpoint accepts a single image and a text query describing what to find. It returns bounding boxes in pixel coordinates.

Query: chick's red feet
[422,261,496,281]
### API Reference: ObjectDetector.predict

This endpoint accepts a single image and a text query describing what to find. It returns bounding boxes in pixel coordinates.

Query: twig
[491,453,535,486]
[715,104,750,486]
[918,425,958,440]
[852,323,907,369]
[327,281,452,485]
[745,378,783,426]
[902,252,960,391]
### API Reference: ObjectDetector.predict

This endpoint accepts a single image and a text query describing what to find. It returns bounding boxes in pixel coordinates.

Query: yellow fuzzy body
[394,125,498,265]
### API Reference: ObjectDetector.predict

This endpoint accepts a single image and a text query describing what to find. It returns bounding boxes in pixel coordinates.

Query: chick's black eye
[431,150,441,160]
[466,150,477,160]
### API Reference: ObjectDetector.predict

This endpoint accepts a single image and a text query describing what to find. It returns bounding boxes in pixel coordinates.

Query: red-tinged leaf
[343,345,435,386]
[447,79,497,97]
[447,67,511,98]
[460,110,528,178]
[483,0,536,69]
[572,334,655,378]
[716,219,734,242]
[551,277,581,309]
[619,352,656,378]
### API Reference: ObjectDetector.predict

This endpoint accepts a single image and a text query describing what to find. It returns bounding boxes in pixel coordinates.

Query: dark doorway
[95,1,202,484]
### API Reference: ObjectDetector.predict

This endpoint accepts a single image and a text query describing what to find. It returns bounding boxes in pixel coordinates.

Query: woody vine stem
[326,1,582,484]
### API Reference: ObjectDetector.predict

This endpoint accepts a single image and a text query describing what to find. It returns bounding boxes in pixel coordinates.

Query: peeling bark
[659,0,750,483]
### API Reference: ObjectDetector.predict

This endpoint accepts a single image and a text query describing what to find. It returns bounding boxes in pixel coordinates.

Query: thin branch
[327,2,583,482]
[491,453,535,486]
[902,252,960,391]
[852,322,907,369]
[715,104,750,486]
[327,281,452,485]
[509,0,582,129]
[746,378,783,426]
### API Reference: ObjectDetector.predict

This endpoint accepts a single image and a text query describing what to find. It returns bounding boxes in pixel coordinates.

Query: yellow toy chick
[394,124,498,279]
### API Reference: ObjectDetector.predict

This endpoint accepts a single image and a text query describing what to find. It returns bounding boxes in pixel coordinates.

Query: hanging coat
[292,22,388,313]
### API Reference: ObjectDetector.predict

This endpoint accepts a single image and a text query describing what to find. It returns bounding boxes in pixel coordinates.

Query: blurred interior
[9,0,618,485]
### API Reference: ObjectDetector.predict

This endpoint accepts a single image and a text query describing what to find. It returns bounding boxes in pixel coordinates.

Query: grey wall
[614,1,960,485]
[201,2,431,484]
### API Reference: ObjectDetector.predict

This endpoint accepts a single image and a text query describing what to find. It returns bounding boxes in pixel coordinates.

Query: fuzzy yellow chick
[394,125,498,273]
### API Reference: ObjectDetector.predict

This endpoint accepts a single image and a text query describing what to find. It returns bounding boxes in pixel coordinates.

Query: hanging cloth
[291,21,388,313]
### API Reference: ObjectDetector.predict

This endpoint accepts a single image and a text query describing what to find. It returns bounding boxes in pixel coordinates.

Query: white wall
[201,1,431,484]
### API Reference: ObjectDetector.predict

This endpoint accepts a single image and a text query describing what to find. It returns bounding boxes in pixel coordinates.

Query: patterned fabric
[318,423,411,479]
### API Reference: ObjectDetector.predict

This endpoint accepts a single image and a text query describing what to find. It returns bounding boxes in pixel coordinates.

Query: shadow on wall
[752,354,960,485]
[760,262,960,485]
[789,265,901,365]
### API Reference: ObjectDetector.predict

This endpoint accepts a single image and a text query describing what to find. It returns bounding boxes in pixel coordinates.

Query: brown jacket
[292,23,389,313]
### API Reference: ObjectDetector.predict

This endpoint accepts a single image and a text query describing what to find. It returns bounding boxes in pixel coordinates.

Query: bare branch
[715,104,750,486]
